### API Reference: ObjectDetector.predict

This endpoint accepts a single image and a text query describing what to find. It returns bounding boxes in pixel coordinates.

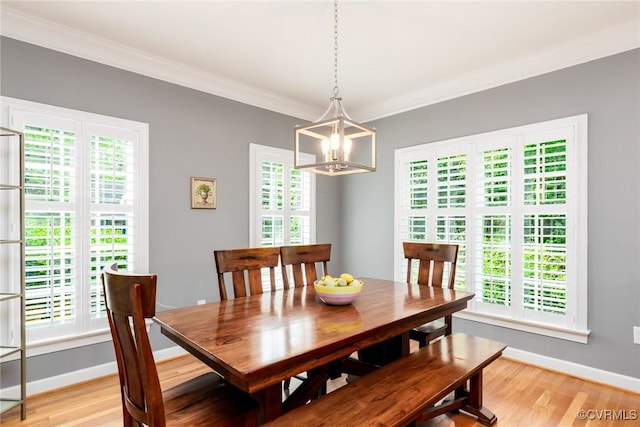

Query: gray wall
[1,36,638,384]
[0,37,343,385]
[343,48,640,378]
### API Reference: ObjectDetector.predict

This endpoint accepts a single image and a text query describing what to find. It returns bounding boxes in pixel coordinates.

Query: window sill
[11,320,154,360]
[455,310,590,343]
[24,329,113,358]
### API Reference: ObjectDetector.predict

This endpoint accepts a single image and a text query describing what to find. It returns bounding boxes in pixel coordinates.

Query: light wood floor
[1,355,638,426]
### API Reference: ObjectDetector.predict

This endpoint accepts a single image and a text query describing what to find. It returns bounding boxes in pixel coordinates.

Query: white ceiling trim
[2,7,639,123]
[1,7,319,121]
[357,20,640,121]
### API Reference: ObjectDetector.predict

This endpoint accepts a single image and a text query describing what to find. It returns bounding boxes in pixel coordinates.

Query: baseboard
[3,345,638,398]
[1,346,187,398]
[504,347,640,393]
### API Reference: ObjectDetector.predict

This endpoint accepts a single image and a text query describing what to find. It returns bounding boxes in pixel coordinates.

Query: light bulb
[330,133,340,150]
[321,139,329,154]
[321,139,330,162]
[344,138,352,162]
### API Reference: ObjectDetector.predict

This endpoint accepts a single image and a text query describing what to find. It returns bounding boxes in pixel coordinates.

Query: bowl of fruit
[313,273,363,305]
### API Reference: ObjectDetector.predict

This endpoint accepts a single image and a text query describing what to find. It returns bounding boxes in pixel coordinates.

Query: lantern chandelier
[294,0,376,176]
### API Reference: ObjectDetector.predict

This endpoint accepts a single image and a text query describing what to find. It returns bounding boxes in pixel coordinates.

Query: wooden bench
[263,333,506,427]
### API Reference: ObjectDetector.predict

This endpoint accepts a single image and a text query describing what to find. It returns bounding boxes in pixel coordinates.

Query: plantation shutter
[396,149,467,288]
[473,141,514,315]
[394,115,587,341]
[9,101,148,345]
[435,153,466,289]
[260,160,285,248]
[520,128,572,325]
[23,116,79,339]
[288,167,312,245]
[250,144,316,291]
[86,123,138,328]
[397,153,428,280]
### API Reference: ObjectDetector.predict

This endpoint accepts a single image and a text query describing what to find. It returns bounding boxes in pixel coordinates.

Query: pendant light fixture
[294,0,376,176]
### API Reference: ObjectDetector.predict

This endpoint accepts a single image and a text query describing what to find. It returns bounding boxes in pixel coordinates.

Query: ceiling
[1,1,639,122]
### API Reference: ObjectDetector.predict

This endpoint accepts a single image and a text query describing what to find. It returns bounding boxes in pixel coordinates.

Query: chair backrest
[101,263,165,426]
[214,247,280,300]
[280,243,331,288]
[403,242,459,288]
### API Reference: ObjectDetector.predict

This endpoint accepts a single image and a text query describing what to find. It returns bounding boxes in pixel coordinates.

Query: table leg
[282,365,330,413]
[253,384,282,424]
[254,365,333,423]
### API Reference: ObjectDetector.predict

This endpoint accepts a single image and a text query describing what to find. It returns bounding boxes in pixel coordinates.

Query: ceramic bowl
[313,280,363,305]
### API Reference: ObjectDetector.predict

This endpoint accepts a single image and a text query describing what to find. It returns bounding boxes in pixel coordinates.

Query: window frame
[394,115,589,343]
[2,96,149,356]
[249,143,316,288]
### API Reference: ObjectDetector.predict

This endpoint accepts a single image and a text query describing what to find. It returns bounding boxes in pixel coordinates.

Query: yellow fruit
[340,273,354,283]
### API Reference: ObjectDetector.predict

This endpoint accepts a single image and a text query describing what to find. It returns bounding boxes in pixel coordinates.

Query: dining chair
[101,263,259,427]
[403,242,459,348]
[279,243,331,391]
[280,243,331,288]
[214,247,280,300]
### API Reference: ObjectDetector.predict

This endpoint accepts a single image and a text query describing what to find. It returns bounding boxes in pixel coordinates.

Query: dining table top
[153,277,475,397]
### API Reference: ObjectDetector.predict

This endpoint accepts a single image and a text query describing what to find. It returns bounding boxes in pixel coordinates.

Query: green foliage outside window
[406,138,569,314]
[24,130,135,325]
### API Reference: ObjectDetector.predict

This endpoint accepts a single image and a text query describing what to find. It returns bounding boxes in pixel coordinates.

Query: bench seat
[264,333,506,427]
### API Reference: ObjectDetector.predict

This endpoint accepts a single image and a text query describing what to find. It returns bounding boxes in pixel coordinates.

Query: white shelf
[0,399,23,414]
[0,292,21,302]
[0,345,21,358]
[0,184,21,190]
[0,126,26,420]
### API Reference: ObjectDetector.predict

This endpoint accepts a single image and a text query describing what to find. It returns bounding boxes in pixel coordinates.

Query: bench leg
[461,370,497,426]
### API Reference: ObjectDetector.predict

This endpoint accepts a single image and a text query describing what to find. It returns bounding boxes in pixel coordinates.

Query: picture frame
[191,177,217,209]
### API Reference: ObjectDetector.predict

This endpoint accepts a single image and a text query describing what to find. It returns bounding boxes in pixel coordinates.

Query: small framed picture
[191,177,217,209]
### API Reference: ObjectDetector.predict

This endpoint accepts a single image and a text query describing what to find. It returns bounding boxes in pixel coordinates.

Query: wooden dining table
[153,277,475,423]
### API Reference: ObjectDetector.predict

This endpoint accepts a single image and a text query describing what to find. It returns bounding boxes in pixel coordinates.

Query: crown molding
[0,7,320,121]
[2,7,638,123]
[353,20,640,121]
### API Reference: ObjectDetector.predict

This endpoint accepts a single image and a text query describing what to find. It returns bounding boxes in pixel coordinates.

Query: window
[249,144,316,289]
[395,115,588,342]
[3,97,149,350]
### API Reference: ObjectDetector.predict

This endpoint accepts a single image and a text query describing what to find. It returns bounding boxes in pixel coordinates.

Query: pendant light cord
[333,0,340,98]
